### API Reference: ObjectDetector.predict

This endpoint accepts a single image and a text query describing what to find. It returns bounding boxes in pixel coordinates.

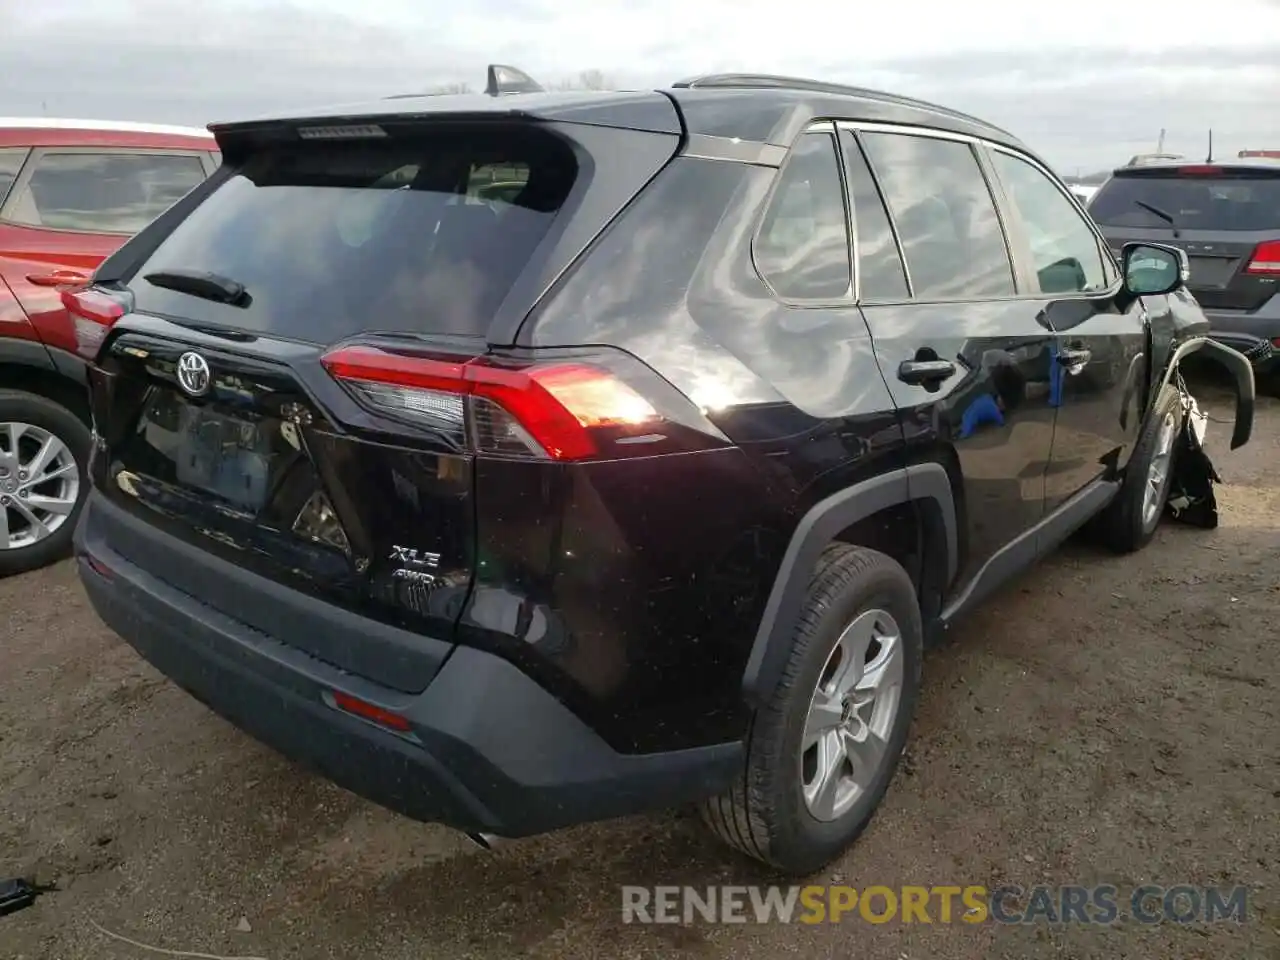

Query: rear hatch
[76,110,681,690]
[1089,163,1280,312]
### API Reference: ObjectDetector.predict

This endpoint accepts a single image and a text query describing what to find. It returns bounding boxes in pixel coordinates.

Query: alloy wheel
[0,421,81,551]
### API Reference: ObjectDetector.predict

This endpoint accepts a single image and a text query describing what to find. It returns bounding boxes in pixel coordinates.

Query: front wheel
[700,544,923,875]
[1097,383,1183,554]
[0,390,92,577]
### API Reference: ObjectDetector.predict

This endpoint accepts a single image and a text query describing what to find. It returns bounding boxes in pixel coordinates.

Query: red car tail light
[61,288,128,359]
[1244,240,1280,276]
[321,344,666,461]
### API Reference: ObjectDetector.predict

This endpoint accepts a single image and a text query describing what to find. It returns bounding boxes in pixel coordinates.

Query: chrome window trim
[839,127,914,300]
[749,121,856,307]
[828,120,1124,305]
[680,134,788,168]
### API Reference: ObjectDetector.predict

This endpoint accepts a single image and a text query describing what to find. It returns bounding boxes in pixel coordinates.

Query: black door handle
[898,359,956,386]
[1056,347,1092,367]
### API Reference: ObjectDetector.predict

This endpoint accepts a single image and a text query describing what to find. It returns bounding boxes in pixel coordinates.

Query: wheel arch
[1134,337,1254,450]
[741,462,958,708]
[0,357,91,426]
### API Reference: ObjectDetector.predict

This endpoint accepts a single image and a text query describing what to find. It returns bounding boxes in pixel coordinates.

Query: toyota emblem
[176,351,212,397]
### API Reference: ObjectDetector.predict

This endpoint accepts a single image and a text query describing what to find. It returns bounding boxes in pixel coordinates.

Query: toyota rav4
[70,68,1255,874]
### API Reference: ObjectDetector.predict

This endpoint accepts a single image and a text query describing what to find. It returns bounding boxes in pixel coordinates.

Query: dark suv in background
[1089,157,1280,391]
[70,70,1254,874]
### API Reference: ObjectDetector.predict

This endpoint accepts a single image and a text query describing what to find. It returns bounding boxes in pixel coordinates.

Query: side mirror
[1122,242,1188,297]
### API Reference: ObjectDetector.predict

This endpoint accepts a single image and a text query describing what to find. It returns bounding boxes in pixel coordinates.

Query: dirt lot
[2,379,1277,960]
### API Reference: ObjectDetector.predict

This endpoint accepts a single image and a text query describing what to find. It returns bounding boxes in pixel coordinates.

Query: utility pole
[1156,128,1166,153]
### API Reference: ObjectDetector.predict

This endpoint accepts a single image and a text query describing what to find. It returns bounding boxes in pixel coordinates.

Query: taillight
[1245,240,1280,276]
[60,288,128,359]
[320,343,728,461]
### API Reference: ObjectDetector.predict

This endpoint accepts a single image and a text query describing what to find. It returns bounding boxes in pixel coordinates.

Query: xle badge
[389,545,442,584]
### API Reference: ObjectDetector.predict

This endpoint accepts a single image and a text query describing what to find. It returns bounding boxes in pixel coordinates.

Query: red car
[1,118,219,574]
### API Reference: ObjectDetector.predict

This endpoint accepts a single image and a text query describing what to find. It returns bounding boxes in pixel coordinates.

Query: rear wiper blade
[143,269,251,307]
[1133,200,1181,238]
[168,320,257,342]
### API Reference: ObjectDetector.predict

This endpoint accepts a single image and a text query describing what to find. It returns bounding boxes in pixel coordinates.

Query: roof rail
[671,73,1013,137]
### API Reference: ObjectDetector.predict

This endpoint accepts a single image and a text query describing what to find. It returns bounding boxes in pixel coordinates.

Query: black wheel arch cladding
[741,462,957,708]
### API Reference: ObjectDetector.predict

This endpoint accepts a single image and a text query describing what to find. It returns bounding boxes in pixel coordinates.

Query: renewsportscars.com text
[621,884,1249,925]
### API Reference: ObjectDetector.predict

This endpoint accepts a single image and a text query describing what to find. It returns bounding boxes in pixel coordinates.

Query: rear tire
[1097,383,1182,555]
[700,544,922,875]
[0,389,92,577]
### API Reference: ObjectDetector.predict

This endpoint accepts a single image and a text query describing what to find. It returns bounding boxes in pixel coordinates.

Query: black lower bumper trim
[75,493,742,837]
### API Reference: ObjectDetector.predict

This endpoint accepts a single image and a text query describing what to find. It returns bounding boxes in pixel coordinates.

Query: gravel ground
[1,380,1277,960]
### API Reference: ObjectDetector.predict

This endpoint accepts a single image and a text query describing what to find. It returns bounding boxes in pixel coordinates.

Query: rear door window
[130,126,578,342]
[6,151,207,234]
[754,131,852,300]
[1089,170,1280,231]
[839,131,908,301]
[860,132,1016,300]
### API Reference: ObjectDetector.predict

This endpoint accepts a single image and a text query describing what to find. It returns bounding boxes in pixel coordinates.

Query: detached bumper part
[74,493,742,837]
[1208,331,1276,370]
[1160,337,1255,450]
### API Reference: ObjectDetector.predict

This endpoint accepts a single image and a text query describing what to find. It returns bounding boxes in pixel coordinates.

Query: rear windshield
[1089,171,1280,232]
[129,126,578,342]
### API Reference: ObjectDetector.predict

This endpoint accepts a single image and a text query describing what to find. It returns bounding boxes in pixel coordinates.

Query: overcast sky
[4,0,1280,173]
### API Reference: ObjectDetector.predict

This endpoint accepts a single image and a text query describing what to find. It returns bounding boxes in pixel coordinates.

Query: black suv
[1089,157,1280,390]
[70,69,1256,874]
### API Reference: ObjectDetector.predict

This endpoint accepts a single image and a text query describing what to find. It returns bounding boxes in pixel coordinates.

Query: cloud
[3,0,1279,171]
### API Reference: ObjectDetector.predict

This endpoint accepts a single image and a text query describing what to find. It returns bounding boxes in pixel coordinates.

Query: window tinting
[861,133,1015,299]
[0,148,28,207]
[991,151,1108,295]
[130,126,577,342]
[840,132,908,301]
[9,152,207,234]
[755,132,852,299]
[1089,171,1280,232]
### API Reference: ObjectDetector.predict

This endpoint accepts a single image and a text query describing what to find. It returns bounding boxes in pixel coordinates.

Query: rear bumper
[74,492,741,837]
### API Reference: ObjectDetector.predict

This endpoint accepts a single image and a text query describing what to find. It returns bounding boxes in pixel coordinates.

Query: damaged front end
[1158,337,1256,529]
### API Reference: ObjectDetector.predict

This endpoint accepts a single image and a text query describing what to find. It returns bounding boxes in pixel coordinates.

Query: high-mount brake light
[60,288,127,359]
[1176,165,1222,176]
[1245,239,1280,276]
[320,345,661,461]
[297,124,387,140]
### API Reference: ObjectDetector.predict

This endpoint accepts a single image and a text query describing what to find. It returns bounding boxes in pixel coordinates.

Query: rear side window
[130,126,577,342]
[989,150,1109,294]
[0,148,28,207]
[1089,171,1280,231]
[861,132,1016,300]
[754,132,851,300]
[7,152,207,234]
[840,132,908,301]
